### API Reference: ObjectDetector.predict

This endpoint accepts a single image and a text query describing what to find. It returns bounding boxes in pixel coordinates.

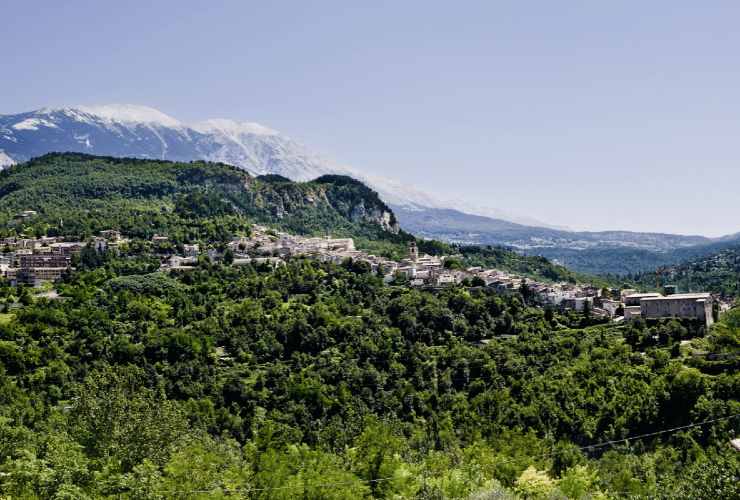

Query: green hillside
[0,153,577,282]
[0,254,736,497]
[0,152,401,244]
[0,153,735,497]
[635,245,740,297]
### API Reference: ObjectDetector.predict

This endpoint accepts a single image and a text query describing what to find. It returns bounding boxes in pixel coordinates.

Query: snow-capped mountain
[0,104,449,212]
[0,104,557,228]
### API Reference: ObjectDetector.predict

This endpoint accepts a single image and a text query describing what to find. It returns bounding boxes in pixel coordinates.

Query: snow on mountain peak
[0,150,16,168]
[192,118,278,137]
[11,117,59,131]
[76,104,183,128]
[0,103,546,228]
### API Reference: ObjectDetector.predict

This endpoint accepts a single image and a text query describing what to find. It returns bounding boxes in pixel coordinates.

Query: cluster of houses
[200,226,719,326]
[226,227,396,273]
[0,230,124,286]
[0,221,723,327]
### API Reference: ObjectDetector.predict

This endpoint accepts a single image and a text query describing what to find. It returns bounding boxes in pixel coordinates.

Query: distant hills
[395,206,740,274]
[632,244,740,296]
[395,206,712,250]
[2,105,738,275]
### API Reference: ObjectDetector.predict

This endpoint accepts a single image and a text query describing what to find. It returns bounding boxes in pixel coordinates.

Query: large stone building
[624,293,662,307]
[18,254,70,268]
[640,293,714,326]
[9,267,69,286]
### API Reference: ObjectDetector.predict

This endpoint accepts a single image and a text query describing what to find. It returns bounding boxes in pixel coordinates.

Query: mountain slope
[0,105,441,212]
[3,105,738,276]
[633,244,740,296]
[0,153,580,282]
[0,152,400,243]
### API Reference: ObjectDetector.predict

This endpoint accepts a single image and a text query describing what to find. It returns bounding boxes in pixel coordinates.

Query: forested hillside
[0,256,736,498]
[0,153,401,243]
[0,153,577,282]
[634,245,740,297]
[0,153,736,498]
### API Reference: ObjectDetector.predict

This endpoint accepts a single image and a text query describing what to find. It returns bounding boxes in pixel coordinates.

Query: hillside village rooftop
[0,222,725,326]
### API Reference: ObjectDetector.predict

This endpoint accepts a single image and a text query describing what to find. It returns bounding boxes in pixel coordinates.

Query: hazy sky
[3,1,739,236]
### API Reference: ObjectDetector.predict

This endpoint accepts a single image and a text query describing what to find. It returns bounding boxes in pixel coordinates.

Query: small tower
[408,241,419,262]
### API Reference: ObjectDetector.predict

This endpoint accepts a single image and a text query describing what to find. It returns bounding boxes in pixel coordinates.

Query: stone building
[640,293,714,326]
[18,253,70,268]
[624,293,662,307]
[408,241,419,262]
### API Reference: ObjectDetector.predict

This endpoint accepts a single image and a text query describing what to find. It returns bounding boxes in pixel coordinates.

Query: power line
[558,412,740,454]
[174,413,740,495]
[184,477,394,495]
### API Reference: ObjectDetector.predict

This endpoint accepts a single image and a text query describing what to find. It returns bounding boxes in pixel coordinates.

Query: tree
[582,299,592,318]
[18,287,33,306]
[514,466,557,499]
[223,248,235,266]
[471,276,486,287]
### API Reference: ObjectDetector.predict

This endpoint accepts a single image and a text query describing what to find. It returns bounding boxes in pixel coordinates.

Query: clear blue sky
[3,1,739,236]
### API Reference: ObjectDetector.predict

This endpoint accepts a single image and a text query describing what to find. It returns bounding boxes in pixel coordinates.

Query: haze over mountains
[1,104,738,274]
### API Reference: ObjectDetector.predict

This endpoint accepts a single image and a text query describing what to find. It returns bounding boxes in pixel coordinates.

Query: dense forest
[0,153,399,244]
[0,154,736,498]
[0,255,736,498]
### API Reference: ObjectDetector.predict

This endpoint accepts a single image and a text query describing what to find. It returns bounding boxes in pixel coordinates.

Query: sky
[2,1,739,236]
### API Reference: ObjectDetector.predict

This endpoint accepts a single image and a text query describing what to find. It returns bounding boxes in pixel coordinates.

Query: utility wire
[174,413,740,495]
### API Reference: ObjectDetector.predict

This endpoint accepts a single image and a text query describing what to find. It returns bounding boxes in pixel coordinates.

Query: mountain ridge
[0,152,402,243]
[0,105,579,228]
[0,105,445,211]
[2,105,738,276]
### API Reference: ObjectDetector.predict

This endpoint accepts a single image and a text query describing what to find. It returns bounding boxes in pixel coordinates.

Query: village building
[620,289,639,302]
[9,267,69,286]
[599,299,622,317]
[623,306,643,321]
[13,210,38,220]
[436,274,457,286]
[183,244,199,257]
[562,296,593,312]
[93,237,109,252]
[18,253,70,268]
[49,242,85,256]
[624,293,663,307]
[640,293,714,326]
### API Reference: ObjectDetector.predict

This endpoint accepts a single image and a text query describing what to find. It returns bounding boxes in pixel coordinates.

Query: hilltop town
[2,221,729,328]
